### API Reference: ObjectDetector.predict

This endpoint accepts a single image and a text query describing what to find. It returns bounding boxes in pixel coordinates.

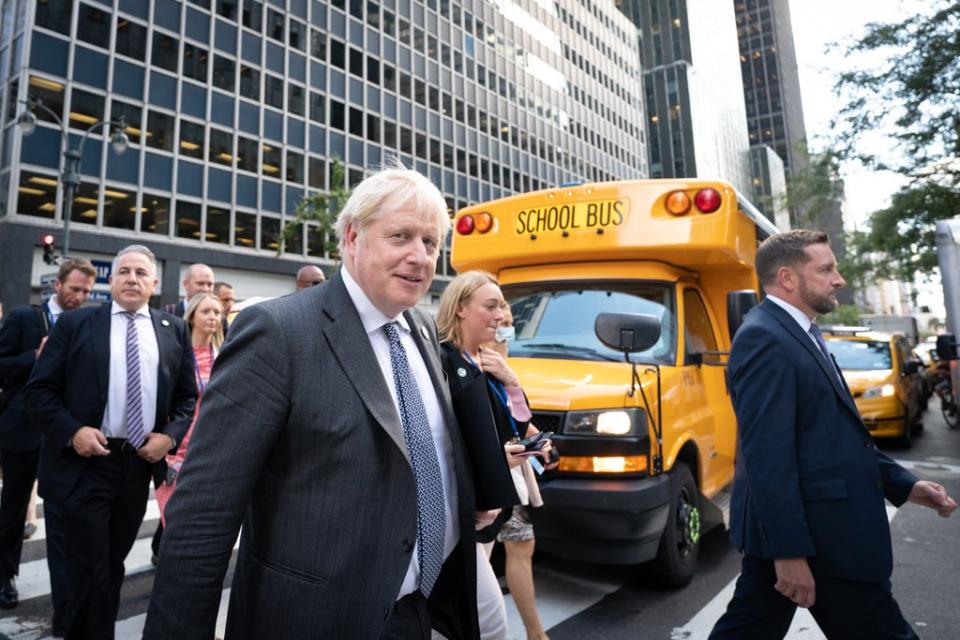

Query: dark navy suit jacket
[23,304,197,502]
[727,298,916,583]
[0,302,51,451]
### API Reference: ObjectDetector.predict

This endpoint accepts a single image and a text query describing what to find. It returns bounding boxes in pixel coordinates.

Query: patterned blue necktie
[809,323,843,383]
[383,321,445,596]
[124,312,147,449]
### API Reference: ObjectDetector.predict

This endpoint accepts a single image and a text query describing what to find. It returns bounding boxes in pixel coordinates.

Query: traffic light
[42,233,58,265]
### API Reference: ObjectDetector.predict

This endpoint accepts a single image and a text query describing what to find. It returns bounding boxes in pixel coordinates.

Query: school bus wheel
[653,462,700,587]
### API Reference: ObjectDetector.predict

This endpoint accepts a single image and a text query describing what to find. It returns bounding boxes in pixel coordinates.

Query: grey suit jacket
[143,271,480,640]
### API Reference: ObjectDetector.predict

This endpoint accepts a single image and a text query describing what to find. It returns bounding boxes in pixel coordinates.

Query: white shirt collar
[340,267,411,336]
[110,301,151,318]
[47,296,64,316]
[766,294,813,333]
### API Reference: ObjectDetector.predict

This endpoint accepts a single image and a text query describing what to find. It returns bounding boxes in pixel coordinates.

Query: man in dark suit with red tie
[0,259,95,628]
[25,245,196,639]
[710,230,956,639]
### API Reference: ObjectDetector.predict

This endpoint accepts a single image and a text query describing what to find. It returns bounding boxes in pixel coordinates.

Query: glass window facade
[4,0,645,277]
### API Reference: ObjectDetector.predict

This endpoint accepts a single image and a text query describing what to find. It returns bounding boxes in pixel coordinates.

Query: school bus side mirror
[936,334,959,361]
[727,290,758,339]
[595,312,661,355]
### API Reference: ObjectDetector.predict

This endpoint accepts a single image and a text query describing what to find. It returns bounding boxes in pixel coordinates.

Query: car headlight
[862,384,896,399]
[563,408,646,436]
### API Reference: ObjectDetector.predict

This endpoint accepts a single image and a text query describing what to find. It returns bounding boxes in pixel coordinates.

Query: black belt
[105,438,139,453]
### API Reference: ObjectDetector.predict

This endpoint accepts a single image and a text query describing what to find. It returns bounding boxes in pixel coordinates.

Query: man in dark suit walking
[710,230,956,639]
[144,166,485,639]
[25,245,196,639]
[0,259,95,626]
[164,263,215,318]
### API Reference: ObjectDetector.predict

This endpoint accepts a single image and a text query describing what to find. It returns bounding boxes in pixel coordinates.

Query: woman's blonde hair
[334,158,450,251]
[184,292,224,351]
[436,270,499,348]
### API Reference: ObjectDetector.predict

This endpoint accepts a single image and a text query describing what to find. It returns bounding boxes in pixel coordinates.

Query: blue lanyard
[462,352,520,439]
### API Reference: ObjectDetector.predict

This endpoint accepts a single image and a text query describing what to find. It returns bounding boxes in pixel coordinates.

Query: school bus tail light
[558,455,648,474]
[456,215,475,235]
[694,188,722,213]
[473,211,494,233]
[665,190,691,216]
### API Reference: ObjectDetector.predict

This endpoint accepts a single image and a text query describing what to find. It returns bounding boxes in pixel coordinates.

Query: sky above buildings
[789,0,925,230]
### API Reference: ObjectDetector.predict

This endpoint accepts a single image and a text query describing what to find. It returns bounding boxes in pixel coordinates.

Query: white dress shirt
[101,302,160,440]
[766,294,821,352]
[341,266,459,599]
[47,296,64,325]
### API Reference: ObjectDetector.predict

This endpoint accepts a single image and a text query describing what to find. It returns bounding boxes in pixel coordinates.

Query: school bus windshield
[505,282,676,365]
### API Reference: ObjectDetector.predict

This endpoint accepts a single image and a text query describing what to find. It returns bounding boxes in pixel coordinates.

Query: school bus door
[676,287,733,495]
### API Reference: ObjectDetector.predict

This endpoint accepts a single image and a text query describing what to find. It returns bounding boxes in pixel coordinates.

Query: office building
[0,0,645,308]
[749,143,788,229]
[621,0,751,196]
[734,0,806,176]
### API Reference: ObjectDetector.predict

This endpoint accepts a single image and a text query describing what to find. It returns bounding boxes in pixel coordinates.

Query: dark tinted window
[152,34,179,73]
[36,0,72,35]
[115,19,147,60]
[77,4,110,49]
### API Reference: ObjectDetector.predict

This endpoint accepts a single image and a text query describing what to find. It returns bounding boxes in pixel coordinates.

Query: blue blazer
[0,302,51,451]
[24,304,197,501]
[727,299,916,583]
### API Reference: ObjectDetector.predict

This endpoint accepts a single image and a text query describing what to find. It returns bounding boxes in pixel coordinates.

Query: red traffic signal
[42,233,58,265]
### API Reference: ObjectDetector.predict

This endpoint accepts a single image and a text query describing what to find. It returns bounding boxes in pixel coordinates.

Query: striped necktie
[383,321,445,596]
[124,311,147,449]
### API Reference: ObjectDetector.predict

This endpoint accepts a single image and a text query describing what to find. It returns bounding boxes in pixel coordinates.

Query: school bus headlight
[862,384,896,399]
[558,455,647,474]
[563,409,644,435]
[665,191,691,216]
[474,211,494,233]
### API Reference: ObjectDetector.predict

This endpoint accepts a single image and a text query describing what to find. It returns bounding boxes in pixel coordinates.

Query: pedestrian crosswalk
[0,480,911,639]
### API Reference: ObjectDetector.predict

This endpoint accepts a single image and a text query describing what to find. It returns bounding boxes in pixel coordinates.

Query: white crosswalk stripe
[0,495,908,639]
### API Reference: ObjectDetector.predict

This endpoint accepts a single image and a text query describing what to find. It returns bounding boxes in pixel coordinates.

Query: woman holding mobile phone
[437,271,553,639]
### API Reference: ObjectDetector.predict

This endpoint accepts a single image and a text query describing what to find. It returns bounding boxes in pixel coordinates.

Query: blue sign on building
[91,260,112,285]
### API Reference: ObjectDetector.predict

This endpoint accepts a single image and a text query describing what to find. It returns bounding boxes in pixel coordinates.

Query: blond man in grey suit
[144,165,484,640]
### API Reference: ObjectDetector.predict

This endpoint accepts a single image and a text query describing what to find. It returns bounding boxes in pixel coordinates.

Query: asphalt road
[2,400,958,639]
[545,398,960,639]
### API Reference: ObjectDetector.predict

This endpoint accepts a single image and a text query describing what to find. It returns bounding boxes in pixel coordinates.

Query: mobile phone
[517,431,553,452]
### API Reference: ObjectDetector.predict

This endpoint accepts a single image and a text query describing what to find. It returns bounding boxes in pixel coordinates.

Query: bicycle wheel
[942,390,959,429]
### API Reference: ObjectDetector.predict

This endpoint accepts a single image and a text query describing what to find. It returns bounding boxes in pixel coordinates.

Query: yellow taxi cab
[822,327,924,446]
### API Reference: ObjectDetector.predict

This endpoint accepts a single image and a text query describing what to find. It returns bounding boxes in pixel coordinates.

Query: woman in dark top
[436,270,551,639]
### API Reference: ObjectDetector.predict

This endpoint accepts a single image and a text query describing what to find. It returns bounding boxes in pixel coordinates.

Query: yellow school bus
[452,179,778,586]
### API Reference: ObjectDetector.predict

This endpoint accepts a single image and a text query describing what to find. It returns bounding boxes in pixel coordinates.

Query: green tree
[817,304,861,326]
[832,1,960,184]
[780,148,844,228]
[279,158,351,258]
[859,181,960,282]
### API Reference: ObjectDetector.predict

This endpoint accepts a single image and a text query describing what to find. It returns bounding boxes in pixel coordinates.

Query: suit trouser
[60,445,151,640]
[0,447,39,580]
[709,555,918,640]
[383,590,432,640]
[42,497,71,613]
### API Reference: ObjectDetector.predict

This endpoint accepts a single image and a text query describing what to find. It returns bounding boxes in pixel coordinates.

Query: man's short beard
[799,278,837,315]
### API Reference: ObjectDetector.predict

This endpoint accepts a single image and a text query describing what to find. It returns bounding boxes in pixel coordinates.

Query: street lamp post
[16,96,130,259]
